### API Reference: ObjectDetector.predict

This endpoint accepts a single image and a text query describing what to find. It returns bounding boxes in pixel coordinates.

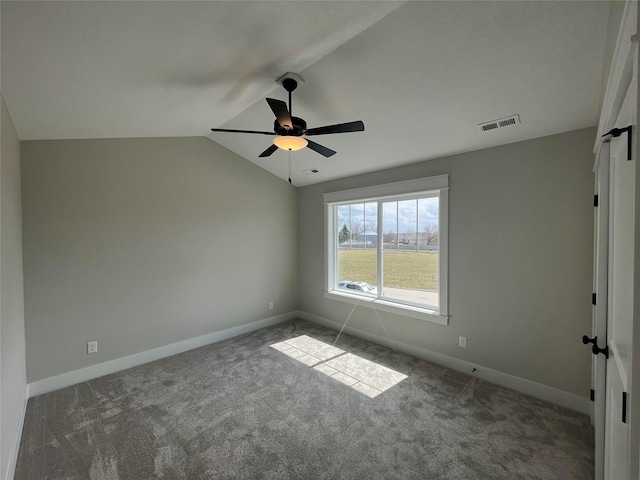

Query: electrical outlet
[87,341,98,354]
[459,336,467,348]
[269,301,274,310]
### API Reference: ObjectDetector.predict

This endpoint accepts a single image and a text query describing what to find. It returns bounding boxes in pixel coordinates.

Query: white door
[599,68,636,480]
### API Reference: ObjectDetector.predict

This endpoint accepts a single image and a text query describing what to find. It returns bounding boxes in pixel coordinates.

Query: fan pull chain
[333,298,361,346]
[288,151,292,184]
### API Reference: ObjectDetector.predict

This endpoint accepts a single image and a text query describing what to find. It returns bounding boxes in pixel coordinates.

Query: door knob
[582,335,597,345]
[592,344,609,359]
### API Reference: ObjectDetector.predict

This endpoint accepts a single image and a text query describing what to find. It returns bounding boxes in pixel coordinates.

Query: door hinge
[590,389,595,402]
[623,391,628,423]
[594,195,599,207]
[602,125,633,161]
[592,293,597,305]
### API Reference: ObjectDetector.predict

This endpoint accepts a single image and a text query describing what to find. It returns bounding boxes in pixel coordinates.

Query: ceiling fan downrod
[282,77,297,119]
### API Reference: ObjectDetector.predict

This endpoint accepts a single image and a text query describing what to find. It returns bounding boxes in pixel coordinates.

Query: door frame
[592,140,610,480]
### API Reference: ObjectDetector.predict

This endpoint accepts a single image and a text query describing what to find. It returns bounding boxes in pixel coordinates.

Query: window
[324,175,448,324]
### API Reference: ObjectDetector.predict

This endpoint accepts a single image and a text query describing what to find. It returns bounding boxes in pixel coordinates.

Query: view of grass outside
[338,249,439,291]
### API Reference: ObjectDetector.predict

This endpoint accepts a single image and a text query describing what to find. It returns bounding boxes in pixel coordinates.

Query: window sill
[324,291,449,325]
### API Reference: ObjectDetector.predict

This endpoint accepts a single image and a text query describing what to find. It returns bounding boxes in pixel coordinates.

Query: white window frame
[324,175,449,325]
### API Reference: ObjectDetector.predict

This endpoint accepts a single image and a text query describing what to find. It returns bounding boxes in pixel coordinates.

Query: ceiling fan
[211,73,364,158]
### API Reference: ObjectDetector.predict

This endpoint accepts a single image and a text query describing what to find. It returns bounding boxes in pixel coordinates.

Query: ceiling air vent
[480,122,499,132]
[479,114,520,132]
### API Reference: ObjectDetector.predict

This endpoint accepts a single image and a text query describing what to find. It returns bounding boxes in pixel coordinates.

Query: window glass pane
[336,203,378,296]
[336,205,351,246]
[382,202,398,247]
[382,196,439,308]
[364,202,377,250]
[418,197,439,253]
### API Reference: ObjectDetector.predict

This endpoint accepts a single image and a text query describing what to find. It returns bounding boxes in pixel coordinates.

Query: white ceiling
[2,1,612,186]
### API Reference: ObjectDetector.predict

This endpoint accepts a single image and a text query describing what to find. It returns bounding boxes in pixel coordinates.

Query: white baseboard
[28,312,297,397]
[27,310,590,415]
[297,310,591,415]
[5,384,29,480]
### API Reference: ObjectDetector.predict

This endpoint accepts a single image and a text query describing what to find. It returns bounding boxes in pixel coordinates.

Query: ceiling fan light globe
[273,136,308,151]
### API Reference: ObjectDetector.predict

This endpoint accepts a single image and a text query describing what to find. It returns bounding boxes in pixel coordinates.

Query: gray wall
[1,94,27,479]
[298,128,595,397]
[21,137,297,382]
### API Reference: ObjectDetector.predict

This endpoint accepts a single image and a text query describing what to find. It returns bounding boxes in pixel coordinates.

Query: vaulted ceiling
[2,1,613,186]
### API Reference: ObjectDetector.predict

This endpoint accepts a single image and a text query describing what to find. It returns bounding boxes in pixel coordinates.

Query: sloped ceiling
[2,1,611,186]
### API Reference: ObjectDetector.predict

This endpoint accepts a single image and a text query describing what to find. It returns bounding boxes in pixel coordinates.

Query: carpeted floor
[15,319,593,479]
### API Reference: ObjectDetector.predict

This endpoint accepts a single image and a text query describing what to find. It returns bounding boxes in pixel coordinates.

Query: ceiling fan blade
[211,128,275,135]
[258,144,279,158]
[266,98,293,130]
[304,120,365,136]
[306,139,336,157]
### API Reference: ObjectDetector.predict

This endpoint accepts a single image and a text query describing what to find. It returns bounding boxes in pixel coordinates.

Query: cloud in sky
[337,197,438,234]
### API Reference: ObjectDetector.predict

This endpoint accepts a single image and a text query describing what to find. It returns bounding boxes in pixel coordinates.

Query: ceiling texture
[2,1,612,186]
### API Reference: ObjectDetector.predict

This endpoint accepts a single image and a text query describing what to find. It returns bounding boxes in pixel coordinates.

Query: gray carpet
[15,319,593,479]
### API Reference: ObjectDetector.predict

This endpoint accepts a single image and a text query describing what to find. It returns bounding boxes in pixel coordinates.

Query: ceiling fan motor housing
[274,117,306,136]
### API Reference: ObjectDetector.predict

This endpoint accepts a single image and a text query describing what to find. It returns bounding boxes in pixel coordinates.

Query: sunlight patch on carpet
[271,335,407,398]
